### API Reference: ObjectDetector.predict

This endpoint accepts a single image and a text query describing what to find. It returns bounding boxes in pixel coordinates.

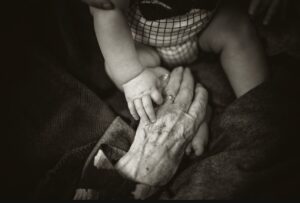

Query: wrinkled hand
[116,67,208,187]
[248,0,287,25]
[123,68,169,123]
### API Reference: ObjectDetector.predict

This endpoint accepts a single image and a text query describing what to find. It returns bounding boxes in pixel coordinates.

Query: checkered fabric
[127,0,216,67]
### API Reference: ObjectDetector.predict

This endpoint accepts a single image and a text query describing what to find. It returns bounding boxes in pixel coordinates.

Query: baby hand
[123,68,167,123]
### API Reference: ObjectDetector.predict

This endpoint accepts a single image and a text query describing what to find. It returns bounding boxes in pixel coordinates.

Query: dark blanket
[3,0,300,199]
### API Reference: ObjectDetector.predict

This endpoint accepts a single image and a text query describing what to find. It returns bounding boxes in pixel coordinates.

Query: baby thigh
[135,43,161,68]
[198,4,268,97]
[198,4,258,54]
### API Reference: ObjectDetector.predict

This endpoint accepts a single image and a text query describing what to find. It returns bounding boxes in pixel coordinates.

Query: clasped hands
[116,67,209,187]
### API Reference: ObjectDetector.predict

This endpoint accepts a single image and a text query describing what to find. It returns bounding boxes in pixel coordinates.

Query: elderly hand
[248,0,287,25]
[115,67,208,187]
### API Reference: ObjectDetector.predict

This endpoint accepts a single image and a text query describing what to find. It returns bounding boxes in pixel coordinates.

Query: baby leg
[198,3,268,97]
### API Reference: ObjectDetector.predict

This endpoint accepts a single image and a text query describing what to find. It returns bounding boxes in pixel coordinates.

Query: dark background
[2,0,300,199]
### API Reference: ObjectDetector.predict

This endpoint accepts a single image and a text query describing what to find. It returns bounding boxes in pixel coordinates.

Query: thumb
[151,89,163,105]
[152,67,170,91]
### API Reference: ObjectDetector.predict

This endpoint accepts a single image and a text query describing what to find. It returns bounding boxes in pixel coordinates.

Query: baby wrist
[121,66,146,87]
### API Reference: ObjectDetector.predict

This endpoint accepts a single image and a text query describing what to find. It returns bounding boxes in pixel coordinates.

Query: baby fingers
[142,95,156,123]
[134,98,150,124]
[128,101,139,120]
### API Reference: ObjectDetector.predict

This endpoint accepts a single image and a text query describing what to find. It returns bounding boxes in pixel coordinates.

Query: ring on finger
[162,73,169,81]
[167,94,175,103]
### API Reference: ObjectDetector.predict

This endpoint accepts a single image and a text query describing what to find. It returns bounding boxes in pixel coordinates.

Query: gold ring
[167,95,175,103]
[162,74,169,81]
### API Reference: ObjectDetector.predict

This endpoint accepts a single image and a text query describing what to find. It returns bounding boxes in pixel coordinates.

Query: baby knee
[201,7,258,53]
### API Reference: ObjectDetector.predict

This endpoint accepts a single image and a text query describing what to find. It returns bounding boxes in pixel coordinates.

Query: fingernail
[101,2,114,10]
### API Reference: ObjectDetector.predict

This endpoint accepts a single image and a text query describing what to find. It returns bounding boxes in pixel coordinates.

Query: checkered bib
[127,0,215,67]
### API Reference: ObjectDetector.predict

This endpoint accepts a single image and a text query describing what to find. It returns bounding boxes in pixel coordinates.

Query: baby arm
[90,1,163,122]
[90,0,142,87]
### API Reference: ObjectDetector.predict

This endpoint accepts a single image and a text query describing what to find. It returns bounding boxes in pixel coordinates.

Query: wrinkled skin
[116,67,208,186]
[82,0,209,188]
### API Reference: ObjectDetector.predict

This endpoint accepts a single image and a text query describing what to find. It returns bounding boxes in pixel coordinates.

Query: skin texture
[87,0,269,156]
[116,67,208,187]
[122,68,165,123]
[198,2,268,98]
[90,0,165,124]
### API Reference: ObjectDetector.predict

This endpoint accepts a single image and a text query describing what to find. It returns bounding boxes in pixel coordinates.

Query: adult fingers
[164,67,184,103]
[83,0,115,10]
[128,101,139,120]
[188,84,208,127]
[192,123,209,156]
[263,0,280,25]
[142,95,156,123]
[134,99,149,123]
[174,68,194,112]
